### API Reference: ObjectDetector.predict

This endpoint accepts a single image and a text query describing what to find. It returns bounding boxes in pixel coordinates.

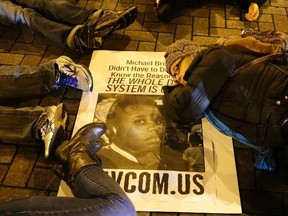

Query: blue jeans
[0,166,136,216]
[0,0,94,46]
[0,61,56,143]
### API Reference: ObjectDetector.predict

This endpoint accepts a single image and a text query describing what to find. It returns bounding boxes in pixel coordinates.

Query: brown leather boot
[54,122,106,183]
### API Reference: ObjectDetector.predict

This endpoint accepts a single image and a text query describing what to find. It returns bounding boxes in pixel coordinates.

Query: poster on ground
[58,50,241,213]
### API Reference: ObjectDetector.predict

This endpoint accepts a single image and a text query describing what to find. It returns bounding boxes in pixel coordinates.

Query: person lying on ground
[0,55,93,158]
[162,39,288,172]
[0,122,137,216]
[0,0,138,51]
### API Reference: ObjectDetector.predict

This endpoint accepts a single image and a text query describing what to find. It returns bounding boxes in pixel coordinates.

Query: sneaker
[67,7,137,51]
[34,103,68,159]
[94,6,138,35]
[71,24,102,51]
[54,56,93,92]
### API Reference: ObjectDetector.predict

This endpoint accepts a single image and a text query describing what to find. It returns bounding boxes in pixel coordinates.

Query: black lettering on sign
[138,172,151,193]
[193,174,204,195]
[178,174,190,195]
[152,173,169,194]
[124,172,137,193]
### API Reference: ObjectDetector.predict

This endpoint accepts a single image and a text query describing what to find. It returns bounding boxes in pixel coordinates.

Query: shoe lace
[56,64,78,88]
[95,26,114,38]
[74,36,84,53]
[74,26,101,51]
[96,10,129,31]
[40,118,54,141]
[98,10,119,23]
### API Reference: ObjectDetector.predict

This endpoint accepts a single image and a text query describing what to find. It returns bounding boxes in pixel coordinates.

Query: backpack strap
[268,62,288,76]
[233,53,279,75]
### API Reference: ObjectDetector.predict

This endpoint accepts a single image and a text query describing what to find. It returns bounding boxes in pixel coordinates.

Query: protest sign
[58,50,241,213]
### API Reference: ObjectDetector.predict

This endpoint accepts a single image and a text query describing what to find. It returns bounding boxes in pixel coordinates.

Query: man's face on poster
[111,103,165,156]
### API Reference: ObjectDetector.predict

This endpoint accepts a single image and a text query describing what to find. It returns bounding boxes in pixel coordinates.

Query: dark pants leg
[0,166,136,216]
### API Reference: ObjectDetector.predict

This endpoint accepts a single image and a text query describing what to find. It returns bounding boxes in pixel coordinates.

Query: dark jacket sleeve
[238,0,266,9]
[162,47,248,124]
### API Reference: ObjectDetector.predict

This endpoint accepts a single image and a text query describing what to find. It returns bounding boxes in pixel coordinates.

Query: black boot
[54,122,106,185]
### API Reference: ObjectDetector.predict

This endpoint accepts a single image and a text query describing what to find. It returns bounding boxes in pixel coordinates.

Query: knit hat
[164,39,200,74]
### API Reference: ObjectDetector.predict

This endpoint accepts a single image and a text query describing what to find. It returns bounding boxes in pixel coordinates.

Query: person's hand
[245,3,259,21]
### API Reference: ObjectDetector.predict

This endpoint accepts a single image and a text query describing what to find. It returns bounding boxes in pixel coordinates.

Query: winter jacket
[163,46,288,149]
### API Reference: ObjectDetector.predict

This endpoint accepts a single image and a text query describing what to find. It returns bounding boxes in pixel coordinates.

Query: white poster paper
[58,50,241,214]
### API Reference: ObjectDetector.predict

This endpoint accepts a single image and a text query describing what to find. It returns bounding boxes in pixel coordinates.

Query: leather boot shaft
[55,122,106,178]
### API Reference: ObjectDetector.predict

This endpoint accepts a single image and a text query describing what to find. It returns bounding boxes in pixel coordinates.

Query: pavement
[0,0,288,215]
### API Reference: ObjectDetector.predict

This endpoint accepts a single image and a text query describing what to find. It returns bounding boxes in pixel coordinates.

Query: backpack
[217,29,288,65]
[241,29,288,53]
[216,29,288,75]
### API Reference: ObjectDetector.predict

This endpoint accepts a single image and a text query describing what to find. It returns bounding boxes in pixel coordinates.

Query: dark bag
[241,29,288,53]
[217,29,288,65]
[217,29,288,74]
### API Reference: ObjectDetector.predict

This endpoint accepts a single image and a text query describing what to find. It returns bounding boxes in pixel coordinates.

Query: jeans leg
[0,105,44,143]
[73,166,136,215]
[11,0,95,25]
[0,1,73,46]
[0,166,136,216]
[0,61,56,99]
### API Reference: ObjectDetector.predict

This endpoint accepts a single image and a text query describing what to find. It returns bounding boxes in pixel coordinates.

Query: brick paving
[0,0,288,215]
